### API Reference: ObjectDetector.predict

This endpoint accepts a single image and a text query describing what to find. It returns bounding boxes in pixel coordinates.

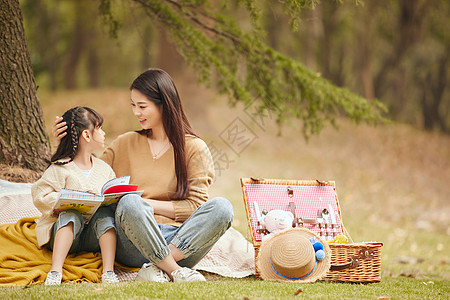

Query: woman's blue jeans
[114,194,233,268]
[46,206,116,253]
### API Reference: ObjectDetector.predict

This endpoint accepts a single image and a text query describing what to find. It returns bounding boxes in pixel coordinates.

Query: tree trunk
[35,0,60,90]
[157,30,184,75]
[304,8,319,70]
[63,10,84,89]
[374,0,427,99]
[63,0,93,89]
[320,3,336,81]
[0,0,50,171]
[141,23,154,70]
[87,47,99,88]
[355,2,375,100]
[422,54,449,132]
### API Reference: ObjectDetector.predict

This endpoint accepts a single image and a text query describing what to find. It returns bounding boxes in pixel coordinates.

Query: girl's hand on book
[52,116,67,145]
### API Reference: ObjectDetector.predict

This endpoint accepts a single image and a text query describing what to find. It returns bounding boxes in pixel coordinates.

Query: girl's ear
[81,129,91,142]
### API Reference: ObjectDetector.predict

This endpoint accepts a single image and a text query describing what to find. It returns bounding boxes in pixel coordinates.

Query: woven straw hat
[256,228,331,283]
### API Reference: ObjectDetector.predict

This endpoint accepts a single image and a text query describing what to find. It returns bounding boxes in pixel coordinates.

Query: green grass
[2,86,449,298]
[0,277,448,299]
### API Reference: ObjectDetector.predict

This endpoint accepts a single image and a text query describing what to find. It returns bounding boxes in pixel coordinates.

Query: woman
[54,69,233,282]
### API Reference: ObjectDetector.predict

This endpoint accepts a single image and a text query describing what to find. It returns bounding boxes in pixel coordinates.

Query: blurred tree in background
[21,0,448,133]
[263,0,449,132]
[20,0,186,89]
[20,0,386,138]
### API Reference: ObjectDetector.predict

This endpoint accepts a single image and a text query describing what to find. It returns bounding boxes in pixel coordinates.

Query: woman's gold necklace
[149,139,170,160]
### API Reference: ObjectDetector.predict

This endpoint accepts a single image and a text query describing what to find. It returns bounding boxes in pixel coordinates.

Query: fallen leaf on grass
[399,270,420,278]
[392,256,424,264]
[377,297,389,300]
[294,288,303,295]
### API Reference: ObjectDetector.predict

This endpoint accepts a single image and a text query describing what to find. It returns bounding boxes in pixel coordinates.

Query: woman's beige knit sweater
[101,132,215,227]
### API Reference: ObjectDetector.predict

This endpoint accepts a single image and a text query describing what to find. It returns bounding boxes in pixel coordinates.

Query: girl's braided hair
[51,106,103,165]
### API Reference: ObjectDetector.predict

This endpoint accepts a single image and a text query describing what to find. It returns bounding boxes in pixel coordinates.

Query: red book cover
[103,185,138,195]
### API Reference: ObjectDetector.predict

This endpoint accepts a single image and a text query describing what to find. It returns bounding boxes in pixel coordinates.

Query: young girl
[32,106,119,285]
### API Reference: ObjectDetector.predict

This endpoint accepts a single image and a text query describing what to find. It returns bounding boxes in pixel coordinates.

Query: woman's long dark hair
[51,106,103,165]
[130,68,197,200]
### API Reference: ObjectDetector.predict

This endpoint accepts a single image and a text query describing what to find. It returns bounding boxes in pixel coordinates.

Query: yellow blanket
[0,217,138,286]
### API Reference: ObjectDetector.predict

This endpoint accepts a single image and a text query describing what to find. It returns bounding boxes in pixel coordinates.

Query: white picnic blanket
[0,179,255,280]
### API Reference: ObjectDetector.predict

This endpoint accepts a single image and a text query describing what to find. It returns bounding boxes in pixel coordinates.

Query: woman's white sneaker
[102,271,119,283]
[171,267,206,282]
[135,263,170,282]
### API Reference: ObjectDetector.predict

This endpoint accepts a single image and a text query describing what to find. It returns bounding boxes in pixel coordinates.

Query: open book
[52,176,143,223]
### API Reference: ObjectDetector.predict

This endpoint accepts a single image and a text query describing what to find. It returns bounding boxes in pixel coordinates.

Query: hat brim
[256,228,331,283]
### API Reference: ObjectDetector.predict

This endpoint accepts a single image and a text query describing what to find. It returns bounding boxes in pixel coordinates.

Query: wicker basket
[240,177,383,283]
[324,243,383,283]
[251,242,382,282]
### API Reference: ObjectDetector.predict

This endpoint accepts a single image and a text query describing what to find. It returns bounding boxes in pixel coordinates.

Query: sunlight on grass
[0,277,448,299]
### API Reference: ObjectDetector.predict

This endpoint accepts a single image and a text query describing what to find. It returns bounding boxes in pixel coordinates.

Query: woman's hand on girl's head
[52,116,67,144]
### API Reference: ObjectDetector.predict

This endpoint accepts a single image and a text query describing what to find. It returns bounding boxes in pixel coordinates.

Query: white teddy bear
[260,209,294,241]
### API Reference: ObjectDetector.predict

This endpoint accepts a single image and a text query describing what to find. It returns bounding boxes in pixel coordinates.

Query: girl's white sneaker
[45,271,62,285]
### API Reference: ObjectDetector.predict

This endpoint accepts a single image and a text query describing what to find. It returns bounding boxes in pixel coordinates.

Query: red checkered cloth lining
[244,183,343,241]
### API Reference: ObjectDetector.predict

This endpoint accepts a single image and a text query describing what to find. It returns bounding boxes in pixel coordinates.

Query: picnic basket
[325,242,383,282]
[240,177,382,283]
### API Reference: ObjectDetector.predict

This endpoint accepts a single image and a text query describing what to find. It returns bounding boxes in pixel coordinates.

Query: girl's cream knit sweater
[32,157,115,247]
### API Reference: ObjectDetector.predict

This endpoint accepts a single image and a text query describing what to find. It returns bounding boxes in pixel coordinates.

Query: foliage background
[21,0,450,134]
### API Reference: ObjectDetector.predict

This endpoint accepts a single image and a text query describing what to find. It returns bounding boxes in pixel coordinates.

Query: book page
[101,176,130,195]
[102,190,144,206]
[53,190,104,223]
[58,188,101,200]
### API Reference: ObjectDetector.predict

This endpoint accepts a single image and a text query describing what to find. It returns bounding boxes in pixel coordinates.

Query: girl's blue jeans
[46,206,116,253]
[114,194,234,268]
